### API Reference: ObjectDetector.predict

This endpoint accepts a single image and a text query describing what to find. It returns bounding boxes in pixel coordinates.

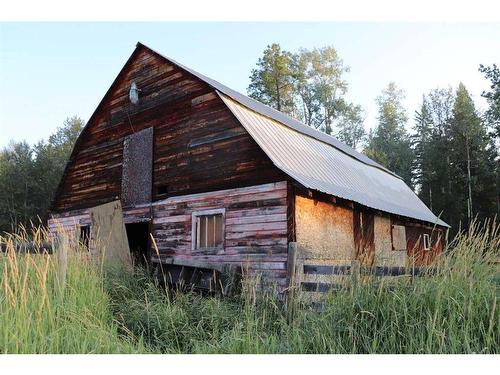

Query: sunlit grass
[0,226,147,354]
[1,220,498,354]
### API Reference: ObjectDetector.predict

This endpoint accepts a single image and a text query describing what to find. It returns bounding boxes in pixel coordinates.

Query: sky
[0,22,499,148]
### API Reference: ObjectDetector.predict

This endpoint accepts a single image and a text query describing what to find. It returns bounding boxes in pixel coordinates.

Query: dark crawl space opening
[125,222,151,266]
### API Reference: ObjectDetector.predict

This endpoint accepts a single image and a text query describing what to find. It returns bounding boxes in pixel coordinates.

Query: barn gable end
[52,44,285,213]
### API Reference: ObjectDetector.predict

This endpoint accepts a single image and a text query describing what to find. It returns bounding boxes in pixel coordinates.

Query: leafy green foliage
[248,44,365,142]
[248,44,295,113]
[0,116,83,233]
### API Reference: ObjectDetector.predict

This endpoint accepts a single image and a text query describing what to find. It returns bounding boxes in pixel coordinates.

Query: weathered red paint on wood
[406,225,444,266]
[353,208,375,266]
[52,45,285,213]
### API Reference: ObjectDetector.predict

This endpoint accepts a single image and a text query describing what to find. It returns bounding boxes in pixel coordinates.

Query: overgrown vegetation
[0,228,147,353]
[1,222,498,354]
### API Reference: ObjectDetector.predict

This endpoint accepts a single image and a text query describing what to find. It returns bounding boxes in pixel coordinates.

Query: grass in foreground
[0,228,147,354]
[1,221,499,353]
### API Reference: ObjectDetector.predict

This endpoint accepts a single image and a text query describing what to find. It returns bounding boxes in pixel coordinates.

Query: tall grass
[0,227,147,354]
[1,221,499,354]
[106,221,500,354]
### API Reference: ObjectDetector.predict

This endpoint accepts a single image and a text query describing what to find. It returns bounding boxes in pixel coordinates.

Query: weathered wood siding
[52,45,284,212]
[406,225,444,266]
[150,181,289,288]
[353,208,375,266]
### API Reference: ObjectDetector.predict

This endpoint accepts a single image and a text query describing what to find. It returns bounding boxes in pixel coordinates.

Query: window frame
[191,208,225,252]
[422,233,431,251]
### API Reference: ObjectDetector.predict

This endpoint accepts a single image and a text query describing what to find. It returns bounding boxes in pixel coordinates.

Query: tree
[248,44,295,114]
[412,88,454,221]
[448,83,498,228]
[292,47,350,134]
[364,82,414,187]
[0,141,37,231]
[335,103,366,149]
[479,64,500,137]
[248,44,364,137]
[0,116,84,233]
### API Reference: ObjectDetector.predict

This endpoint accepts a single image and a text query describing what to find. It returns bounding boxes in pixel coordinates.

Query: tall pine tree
[448,83,498,229]
[364,82,414,187]
[413,88,454,223]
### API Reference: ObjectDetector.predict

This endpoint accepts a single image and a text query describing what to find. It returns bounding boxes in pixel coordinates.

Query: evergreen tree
[413,88,455,223]
[479,64,500,138]
[448,83,498,229]
[364,82,414,187]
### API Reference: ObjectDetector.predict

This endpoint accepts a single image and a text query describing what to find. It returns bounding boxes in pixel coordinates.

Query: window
[79,225,90,250]
[192,209,225,251]
[423,233,431,251]
[391,224,407,251]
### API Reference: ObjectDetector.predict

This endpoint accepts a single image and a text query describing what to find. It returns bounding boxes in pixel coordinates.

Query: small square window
[192,209,225,251]
[423,233,431,251]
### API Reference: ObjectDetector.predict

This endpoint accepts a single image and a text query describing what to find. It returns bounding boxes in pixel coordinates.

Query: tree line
[248,44,499,233]
[0,45,498,235]
[0,117,83,233]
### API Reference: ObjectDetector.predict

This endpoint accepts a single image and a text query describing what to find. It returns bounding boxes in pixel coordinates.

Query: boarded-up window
[192,209,225,250]
[121,127,153,206]
[353,209,374,265]
[392,224,407,251]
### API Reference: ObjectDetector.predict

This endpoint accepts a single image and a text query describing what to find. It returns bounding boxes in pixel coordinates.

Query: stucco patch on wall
[295,195,355,261]
[374,216,406,266]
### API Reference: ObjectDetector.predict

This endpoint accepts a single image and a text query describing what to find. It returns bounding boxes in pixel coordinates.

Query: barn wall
[151,181,289,288]
[49,181,289,287]
[48,205,151,248]
[294,195,355,262]
[53,46,284,212]
[406,225,444,266]
[373,216,407,267]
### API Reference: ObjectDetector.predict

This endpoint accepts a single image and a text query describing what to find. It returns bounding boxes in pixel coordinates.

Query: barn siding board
[353,208,375,266]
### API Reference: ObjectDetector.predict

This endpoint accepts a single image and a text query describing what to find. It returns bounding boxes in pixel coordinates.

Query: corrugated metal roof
[140,42,396,177]
[219,93,449,227]
[140,43,448,227]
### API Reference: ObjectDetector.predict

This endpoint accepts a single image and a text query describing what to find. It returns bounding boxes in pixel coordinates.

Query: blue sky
[0,22,499,148]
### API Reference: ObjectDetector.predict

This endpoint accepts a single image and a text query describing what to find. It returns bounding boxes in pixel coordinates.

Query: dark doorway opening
[125,222,150,266]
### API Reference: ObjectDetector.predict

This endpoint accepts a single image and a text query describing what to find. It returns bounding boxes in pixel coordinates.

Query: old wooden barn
[48,42,449,291]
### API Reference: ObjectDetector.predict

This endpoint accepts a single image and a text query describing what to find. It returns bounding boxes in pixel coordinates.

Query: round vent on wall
[129,82,140,104]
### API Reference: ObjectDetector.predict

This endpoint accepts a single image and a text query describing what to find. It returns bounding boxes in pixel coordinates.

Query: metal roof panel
[220,93,449,227]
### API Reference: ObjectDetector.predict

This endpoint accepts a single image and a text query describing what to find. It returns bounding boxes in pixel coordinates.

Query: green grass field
[1,222,499,354]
